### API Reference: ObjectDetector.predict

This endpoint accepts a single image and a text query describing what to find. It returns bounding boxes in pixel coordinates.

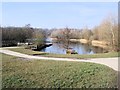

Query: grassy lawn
[5,47,46,55]
[2,53,117,88]
[7,47,119,59]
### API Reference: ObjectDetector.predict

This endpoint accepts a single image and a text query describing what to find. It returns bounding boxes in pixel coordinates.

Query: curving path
[0,48,119,71]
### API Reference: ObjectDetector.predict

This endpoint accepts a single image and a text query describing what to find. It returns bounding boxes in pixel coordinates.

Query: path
[0,48,119,71]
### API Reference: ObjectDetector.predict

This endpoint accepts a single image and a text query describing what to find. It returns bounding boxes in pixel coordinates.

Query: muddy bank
[69,39,89,44]
[91,40,109,49]
[70,39,109,48]
[51,38,89,44]
[51,38,109,48]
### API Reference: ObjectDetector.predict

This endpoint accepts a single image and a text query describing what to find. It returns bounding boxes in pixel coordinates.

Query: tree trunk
[110,25,115,50]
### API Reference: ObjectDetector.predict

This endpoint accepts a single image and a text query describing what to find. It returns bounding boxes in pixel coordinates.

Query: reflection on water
[41,42,108,55]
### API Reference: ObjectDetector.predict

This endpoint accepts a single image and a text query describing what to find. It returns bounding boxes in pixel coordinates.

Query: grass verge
[7,47,119,59]
[6,47,46,55]
[2,53,117,88]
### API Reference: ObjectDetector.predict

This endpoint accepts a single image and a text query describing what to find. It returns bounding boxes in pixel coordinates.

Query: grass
[6,47,46,55]
[2,53,117,88]
[7,47,119,59]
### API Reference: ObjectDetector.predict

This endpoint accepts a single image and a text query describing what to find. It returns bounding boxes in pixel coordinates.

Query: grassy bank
[7,47,119,59]
[5,47,46,55]
[2,53,117,88]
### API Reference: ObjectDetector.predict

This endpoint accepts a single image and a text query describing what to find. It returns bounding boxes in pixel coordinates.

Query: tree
[81,27,93,40]
[1,26,38,46]
[57,27,72,50]
[97,15,118,51]
[109,16,118,50]
[92,26,99,40]
[70,29,82,39]
[32,29,46,46]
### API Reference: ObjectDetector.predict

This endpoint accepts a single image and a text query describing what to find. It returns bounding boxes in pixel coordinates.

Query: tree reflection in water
[40,42,109,54]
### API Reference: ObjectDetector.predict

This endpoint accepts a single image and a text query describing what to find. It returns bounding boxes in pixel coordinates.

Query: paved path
[0,48,119,71]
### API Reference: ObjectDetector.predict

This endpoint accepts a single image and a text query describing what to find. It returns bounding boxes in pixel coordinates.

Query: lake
[40,38,108,54]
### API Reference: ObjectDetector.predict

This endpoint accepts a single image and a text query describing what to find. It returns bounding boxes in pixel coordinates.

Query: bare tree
[92,26,99,40]
[109,16,118,50]
[32,29,46,46]
[97,15,118,51]
[82,27,93,40]
[57,27,72,50]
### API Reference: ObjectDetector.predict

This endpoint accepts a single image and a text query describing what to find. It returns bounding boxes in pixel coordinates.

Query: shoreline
[51,38,109,49]
[0,48,118,71]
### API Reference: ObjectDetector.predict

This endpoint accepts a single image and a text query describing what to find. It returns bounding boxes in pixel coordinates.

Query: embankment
[52,38,89,44]
[91,40,109,49]
[51,38,109,48]
[70,39,89,44]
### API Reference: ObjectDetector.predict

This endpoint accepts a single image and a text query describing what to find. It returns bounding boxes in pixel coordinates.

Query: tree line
[1,16,119,51]
[50,16,119,51]
[0,26,46,47]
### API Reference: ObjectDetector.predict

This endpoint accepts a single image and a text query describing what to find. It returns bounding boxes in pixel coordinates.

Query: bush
[66,49,78,54]
[66,49,72,54]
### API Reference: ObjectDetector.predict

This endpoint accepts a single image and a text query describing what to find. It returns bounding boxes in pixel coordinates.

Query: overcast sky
[2,2,118,29]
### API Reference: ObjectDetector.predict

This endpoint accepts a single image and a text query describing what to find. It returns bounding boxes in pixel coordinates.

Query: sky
[2,2,118,29]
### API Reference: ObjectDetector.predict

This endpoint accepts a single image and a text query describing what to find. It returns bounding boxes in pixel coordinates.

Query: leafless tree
[81,27,93,40]
[97,15,118,51]
[32,29,46,46]
[57,27,72,50]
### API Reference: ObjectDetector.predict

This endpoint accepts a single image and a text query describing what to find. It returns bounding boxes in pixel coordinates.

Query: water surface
[41,42,107,54]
